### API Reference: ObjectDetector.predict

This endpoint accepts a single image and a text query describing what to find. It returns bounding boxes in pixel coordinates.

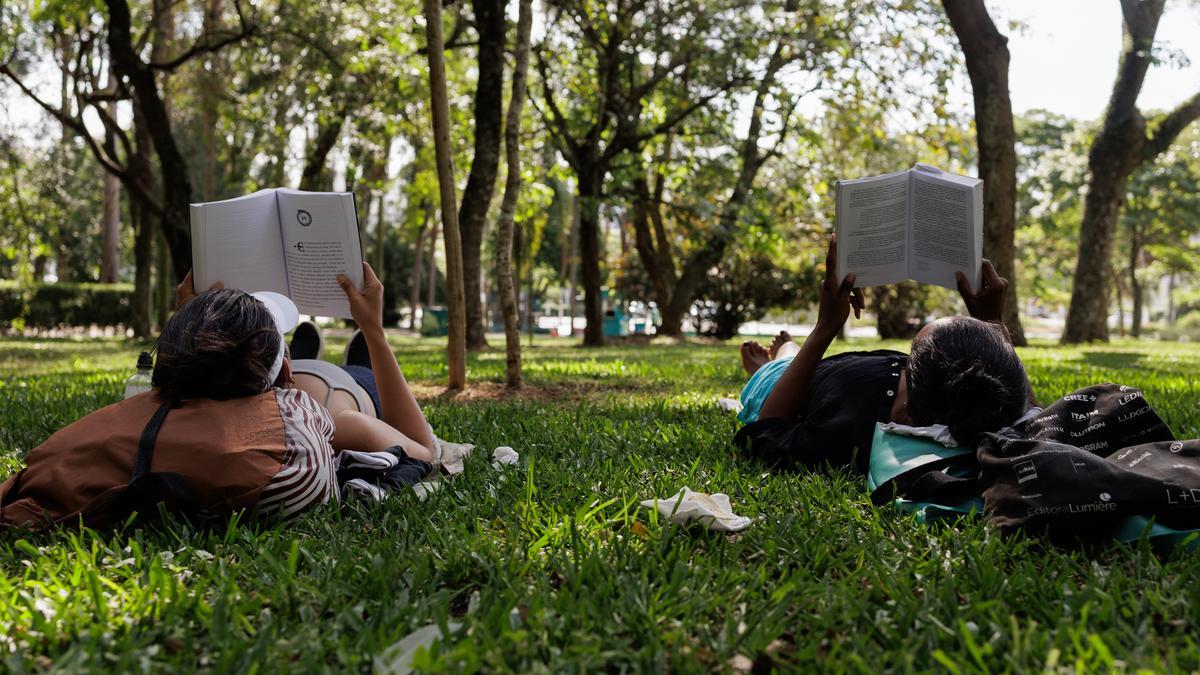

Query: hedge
[0,281,134,328]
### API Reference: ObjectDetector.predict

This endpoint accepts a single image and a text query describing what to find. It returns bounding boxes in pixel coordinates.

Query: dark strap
[111,400,197,523]
[132,400,177,480]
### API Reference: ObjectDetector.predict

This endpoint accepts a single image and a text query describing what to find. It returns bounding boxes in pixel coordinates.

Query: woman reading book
[732,236,1033,472]
[0,263,434,529]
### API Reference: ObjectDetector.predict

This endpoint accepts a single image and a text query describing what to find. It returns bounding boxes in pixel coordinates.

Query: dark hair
[152,289,282,400]
[906,316,1028,445]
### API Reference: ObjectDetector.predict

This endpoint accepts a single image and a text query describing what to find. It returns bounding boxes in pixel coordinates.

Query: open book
[190,188,364,319]
[835,163,982,292]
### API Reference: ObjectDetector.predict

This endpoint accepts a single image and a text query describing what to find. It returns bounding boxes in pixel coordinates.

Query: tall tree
[495,0,533,388]
[628,39,797,337]
[942,0,1026,345]
[536,0,754,346]
[1062,0,1200,343]
[424,0,468,389]
[459,0,506,350]
[103,0,251,281]
[1119,131,1200,336]
[3,0,254,283]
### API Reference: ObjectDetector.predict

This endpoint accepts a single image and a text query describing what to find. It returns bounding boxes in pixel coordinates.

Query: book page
[275,189,364,318]
[189,189,289,295]
[908,171,982,291]
[835,171,909,288]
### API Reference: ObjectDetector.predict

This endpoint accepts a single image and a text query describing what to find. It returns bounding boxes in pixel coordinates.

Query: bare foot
[740,341,769,375]
[768,331,793,359]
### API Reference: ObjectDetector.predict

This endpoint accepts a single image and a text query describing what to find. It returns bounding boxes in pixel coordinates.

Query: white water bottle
[123,352,154,399]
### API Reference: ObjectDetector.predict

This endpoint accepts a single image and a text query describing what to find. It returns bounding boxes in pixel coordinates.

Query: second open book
[835,163,982,292]
[190,188,364,319]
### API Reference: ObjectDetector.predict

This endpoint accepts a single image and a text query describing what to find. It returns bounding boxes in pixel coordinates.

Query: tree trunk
[1066,158,1134,342]
[156,229,172,328]
[424,0,468,389]
[875,284,924,340]
[299,111,347,191]
[99,66,122,283]
[567,192,579,335]
[629,169,673,323]
[55,29,72,283]
[199,0,223,200]
[130,108,155,337]
[104,0,193,282]
[943,0,1027,345]
[1062,0,1200,342]
[1167,271,1176,324]
[359,192,375,254]
[1114,266,1126,337]
[409,207,429,330]
[375,188,386,282]
[427,216,439,307]
[494,0,532,388]
[100,170,121,283]
[269,96,289,186]
[131,201,155,337]
[458,0,506,351]
[577,161,605,346]
[1129,243,1143,337]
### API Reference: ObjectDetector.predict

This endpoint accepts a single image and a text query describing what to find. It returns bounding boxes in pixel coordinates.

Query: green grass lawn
[3,334,1200,671]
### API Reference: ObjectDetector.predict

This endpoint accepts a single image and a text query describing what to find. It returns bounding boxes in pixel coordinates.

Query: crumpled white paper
[717,397,743,413]
[404,438,517,500]
[639,486,753,532]
[491,446,519,470]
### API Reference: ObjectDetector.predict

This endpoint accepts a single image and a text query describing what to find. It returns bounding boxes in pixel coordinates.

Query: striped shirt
[257,388,339,519]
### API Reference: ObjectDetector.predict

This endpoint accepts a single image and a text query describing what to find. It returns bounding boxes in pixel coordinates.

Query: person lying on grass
[0,263,434,529]
[733,235,1036,472]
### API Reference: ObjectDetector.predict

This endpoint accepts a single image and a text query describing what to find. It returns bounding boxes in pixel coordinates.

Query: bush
[0,281,134,329]
[1159,312,1200,342]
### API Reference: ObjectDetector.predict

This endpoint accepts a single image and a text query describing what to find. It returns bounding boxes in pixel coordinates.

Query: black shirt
[733,350,907,473]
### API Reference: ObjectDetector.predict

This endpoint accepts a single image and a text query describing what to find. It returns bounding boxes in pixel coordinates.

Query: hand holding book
[815,235,865,335]
[956,259,1008,324]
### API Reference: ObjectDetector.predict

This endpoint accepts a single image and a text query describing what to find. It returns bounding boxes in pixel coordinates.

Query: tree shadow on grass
[1080,351,1144,369]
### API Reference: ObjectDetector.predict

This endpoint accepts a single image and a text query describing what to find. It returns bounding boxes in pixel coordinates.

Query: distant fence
[0,281,134,329]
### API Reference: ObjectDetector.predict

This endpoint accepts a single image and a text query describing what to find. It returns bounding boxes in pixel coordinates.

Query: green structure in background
[420,307,449,337]
[601,290,628,338]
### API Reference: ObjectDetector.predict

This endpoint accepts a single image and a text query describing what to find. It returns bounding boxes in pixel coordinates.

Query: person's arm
[331,410,434,462]
[955,259,1038,406]
[174,270,223,310]
[758,236,863,421]
[337,263,436,455]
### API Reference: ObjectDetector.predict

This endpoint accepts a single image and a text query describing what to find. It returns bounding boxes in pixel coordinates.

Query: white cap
[251,291,299,335]
[250,291,299,390]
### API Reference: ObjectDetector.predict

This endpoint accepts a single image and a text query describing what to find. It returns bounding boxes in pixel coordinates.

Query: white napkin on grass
[640,486,753,532]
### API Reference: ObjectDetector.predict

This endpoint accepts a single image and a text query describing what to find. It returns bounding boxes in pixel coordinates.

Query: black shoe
[344,329,372,369]
[290,320,324,360]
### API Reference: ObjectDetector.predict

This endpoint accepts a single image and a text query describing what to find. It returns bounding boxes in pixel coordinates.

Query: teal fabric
[893,497,983,525]
[737,356,793,424]
[866,422,973,494]
[1112,516,1200,551]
